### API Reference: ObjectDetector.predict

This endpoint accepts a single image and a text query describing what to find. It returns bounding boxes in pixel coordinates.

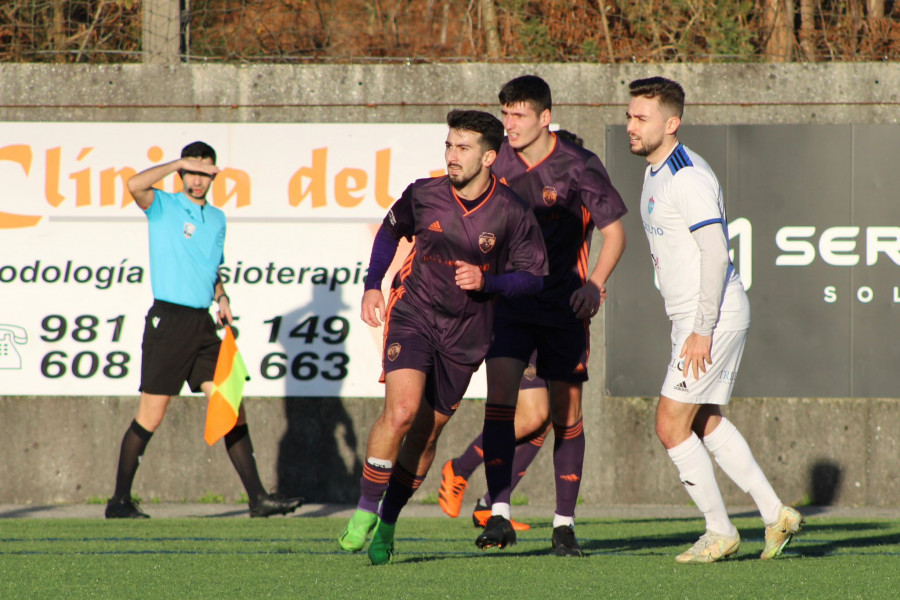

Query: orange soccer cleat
[438,460,469,518]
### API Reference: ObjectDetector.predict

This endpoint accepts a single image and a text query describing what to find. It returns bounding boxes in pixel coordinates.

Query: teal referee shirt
[143,189,226,309]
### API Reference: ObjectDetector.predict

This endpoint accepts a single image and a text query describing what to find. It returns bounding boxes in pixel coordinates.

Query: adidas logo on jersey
[428,221,443,232]
[674,381,689,392]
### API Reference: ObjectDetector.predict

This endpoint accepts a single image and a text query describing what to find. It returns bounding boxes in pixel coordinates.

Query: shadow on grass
[389,516,900,564]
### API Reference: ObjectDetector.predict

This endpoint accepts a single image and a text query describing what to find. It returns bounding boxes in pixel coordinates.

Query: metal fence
[2,1,899,63]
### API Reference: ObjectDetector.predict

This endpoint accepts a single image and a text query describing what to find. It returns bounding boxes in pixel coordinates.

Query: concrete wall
[2,62,899,507]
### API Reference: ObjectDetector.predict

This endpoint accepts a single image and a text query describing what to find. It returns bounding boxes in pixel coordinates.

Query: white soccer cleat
[760,505,804,560]
[675,529,741,564]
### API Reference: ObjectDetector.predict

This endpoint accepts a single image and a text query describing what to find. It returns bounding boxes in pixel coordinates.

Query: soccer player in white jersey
[626,76,803,564]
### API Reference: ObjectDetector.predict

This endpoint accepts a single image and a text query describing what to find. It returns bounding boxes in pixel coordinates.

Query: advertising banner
[605,125,900,398]
[0,122,465,398]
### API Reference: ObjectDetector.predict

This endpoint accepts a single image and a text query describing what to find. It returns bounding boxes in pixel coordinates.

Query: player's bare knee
[384,407,416,434]
[655,420,681,449]
[135,414,163,433]
[517,411,550,436]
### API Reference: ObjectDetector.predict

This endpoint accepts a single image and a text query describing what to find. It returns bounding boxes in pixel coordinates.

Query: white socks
[703,418,782,525]
[667,432,735,536]
[491,502,511,520]
[553,514,575,528]
[366,457,392,469]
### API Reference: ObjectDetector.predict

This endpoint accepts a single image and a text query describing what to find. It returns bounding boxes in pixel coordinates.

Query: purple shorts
[519,350,547,391]
[383,321,478,417]
[487,313,590,383]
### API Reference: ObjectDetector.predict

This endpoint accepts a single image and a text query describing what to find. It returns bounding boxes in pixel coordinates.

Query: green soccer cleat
[675,529,741,564]
[761,505,804,560]
[367,518,396,566]
[338,509,378,552]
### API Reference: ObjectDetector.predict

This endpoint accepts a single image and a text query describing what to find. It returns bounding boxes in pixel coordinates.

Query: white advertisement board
[0,122,490,398]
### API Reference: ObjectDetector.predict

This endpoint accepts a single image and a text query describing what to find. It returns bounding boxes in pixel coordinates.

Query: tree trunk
[440,0,450,46]
[482,0,501,58]
[764,0,795,62]
[384,2,398,49]
[597,0,615,62]
[52,0,66,62]
[866,0,884,19]
[799,0,816,61]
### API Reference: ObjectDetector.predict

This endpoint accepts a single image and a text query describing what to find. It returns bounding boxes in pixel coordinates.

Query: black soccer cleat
[105,497,150,519]
[475,515,517,549]
[249,494,304,518]
[551,525,584,557]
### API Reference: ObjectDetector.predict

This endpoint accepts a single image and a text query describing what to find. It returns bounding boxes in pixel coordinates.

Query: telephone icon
[0,324,28,370]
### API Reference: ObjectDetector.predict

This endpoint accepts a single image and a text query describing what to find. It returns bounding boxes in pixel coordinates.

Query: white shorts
[660,326,747,405]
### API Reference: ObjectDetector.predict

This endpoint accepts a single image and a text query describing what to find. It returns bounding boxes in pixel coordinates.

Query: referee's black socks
[225,424,266,502]
[112,419,153,501]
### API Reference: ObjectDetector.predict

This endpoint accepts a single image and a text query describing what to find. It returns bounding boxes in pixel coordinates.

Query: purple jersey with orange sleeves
[493,135,627,325]
[381,175,548,366]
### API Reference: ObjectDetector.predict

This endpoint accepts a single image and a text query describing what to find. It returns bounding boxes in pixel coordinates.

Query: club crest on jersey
[387,343,401,361]
[183,222,196,239]
[479,232,496,253]
[542,186,558,207]
[648,197,656,214]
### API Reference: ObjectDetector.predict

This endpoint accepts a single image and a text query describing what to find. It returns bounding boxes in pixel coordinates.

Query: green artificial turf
[1,514,897,599]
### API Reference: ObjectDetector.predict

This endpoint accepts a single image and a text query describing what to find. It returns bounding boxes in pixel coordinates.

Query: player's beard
[448,163,477,190]
[630,133,664,158]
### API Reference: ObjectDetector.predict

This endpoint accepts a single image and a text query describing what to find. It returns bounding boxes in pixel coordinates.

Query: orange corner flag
[204,326,250,446]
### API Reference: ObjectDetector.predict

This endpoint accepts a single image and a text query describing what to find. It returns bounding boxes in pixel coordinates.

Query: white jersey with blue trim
[640,143,749,330]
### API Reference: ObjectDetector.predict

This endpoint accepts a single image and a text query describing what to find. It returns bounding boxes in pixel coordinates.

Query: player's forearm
[589,220,626,288]
[691,225,729,335]
[364,225,400,290]
[213,279,228,303]
[482,271,543,297]
[127,159,185,207]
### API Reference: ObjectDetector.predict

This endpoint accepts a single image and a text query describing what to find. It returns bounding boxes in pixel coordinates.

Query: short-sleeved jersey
[382,174,548,365]
[492,135,627,325]
[639,144,749,330]
[143,189,226,309]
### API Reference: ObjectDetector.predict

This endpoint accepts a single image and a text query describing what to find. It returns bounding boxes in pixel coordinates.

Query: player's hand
[570,281,604,320]
[216,297,234,326]
[454,261,485,291]
[361,289,386,327]
[680,332,712,380]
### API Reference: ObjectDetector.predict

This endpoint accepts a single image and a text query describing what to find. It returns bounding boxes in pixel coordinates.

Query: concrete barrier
[1,62,899,506]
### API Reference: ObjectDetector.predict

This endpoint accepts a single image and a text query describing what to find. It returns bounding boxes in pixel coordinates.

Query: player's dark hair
[181,140,217,163]
[446,109,504,154]
[498,75,552,114]
[555,129,583,148]
[628,77,685,118]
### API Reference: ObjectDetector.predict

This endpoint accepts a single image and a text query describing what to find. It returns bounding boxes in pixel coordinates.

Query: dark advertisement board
[605,125,899,398]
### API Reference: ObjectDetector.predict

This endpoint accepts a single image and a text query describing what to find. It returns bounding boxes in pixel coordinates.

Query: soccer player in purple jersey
[337,110,549,565]
[439,129,587,533]
[474,75,628,556]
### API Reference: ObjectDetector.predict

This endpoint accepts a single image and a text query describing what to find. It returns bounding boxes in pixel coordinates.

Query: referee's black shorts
[140,300,221,395]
